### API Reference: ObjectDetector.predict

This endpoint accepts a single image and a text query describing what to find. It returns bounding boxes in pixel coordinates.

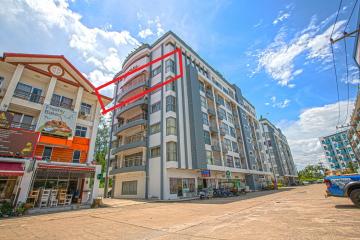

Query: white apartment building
[109,31,273,200]
[0,53,111,206]
[259,117,298,185]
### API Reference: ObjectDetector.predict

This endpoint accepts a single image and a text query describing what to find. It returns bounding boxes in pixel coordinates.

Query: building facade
[349,93,360,169]
[0,53,111,206]
[109,31,274,200]
[259,117,297,185]
[320,130,358,171]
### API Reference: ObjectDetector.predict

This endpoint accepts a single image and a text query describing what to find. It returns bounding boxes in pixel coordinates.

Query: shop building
[109,31,273,200]
[259,117,298,185]
[0,53,111,207]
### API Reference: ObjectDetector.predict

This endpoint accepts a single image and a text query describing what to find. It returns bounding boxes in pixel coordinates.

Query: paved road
[1,184,360,240]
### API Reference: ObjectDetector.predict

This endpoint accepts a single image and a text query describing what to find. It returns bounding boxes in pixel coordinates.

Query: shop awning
[0,162,24,176]
[37,163,95,172]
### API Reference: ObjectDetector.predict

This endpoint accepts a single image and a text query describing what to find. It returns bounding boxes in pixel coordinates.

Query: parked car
[324,174,360,207]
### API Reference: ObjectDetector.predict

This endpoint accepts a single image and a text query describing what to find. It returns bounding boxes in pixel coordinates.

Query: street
[1,184,359,240]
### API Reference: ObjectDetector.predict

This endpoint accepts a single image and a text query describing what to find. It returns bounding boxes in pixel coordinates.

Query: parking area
[1,184,360,240]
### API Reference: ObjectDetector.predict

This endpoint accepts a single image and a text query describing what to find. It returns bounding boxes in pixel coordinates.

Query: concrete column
[74,86,84,112]
[43,76,57,105]
[0,64,24,111]
[90,165,102,201]
[87,101,101,163]
[16,161,34,204]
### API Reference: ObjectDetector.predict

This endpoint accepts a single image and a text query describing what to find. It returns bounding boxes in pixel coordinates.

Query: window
[51,94,73,109]
[218,108,226,120]
[224,138,232,151]
[150,146,161,158]
[232,141,239,153]
[151,101,161,113]
[234,157,241,168]
[166,142,177,161]
[75,126,87,137]
[225,101,232,111]
[206,151,213,165]
[166,117,177,135]
[202,112,209,126]
[166,80,176,91]
[226,155,234,168]
[166,96,176,112]
[216,95,224,106]
[72,150,81,163]
[152,65,162,77]
[80,103,91,115]
[204,130,211,145]
[150,123,161,134]
[227,113,234,124]
[200,96,207,109]
[199,81,205,92]
[229,127,236,138]
[165,59,175,73]
[122,181,137,195]
[170,178,181,194]
[221,123,229,135]
[42,147,53,161]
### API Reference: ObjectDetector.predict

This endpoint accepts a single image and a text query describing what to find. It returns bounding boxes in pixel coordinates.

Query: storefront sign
[37,104,76,137]
[226,170,232,179]
[201,170,211,177]
[0,111,14,129]
[0,128,39,158]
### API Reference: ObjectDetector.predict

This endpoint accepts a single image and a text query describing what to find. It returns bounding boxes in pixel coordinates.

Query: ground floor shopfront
[111,168,273,200]
[0,158,101,208]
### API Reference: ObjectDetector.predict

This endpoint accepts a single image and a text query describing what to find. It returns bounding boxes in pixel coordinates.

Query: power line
[344,0,359,32]
[331,0,343,39]
[343,37,350,124]
[331,43,341,127]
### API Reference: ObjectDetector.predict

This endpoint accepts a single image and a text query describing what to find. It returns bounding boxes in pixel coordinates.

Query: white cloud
[252,14,345,87]
[267,96,291,108]
[0,0,140,98]
[138,28,153,39]
[278,100,354,170]
[272,4,294,25]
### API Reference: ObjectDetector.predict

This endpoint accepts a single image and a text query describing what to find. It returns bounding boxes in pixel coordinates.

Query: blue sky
[1,0,359,169]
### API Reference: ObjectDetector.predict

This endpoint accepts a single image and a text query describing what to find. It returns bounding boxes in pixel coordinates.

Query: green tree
[94,115,111,187]
[298,164,325,182]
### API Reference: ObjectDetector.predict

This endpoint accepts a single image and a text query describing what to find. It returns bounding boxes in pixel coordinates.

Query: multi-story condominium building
[349,93,360,168]
[259,117,297,185]
[0,53,111,206]
[320,130,358,171]
[109,31,273,200]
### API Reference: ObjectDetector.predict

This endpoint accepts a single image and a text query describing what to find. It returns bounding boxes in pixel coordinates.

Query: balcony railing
[120,154,144,168]
[124,132,146,144]
[113,114,147,134]
[211,142,221,152]
[13,89,44,104]
[214,158,222,166]
[0,119,36,131]
[50,99,73,110]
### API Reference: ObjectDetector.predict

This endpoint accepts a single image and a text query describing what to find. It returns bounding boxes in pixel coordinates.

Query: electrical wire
[331,43,341,127]
[331,0,343,39]
[343,38,350,124]
[344,0,359,32]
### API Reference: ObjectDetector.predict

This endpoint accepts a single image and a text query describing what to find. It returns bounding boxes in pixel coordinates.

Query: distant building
[259,117,297,185]
[320,130,358,171]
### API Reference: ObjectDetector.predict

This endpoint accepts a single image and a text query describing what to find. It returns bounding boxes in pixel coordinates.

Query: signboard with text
[0,128,39,158]
[37,104,76,137]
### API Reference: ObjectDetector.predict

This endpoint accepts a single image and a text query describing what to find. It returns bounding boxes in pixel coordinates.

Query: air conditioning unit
[79,111,89,119]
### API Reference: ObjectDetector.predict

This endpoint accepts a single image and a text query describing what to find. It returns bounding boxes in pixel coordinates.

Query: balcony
[13,89,44,104]
[113,114,147,135]
[214,158,222,166]
[116,97,148,116]
[211,143,221,152]
[209,123,218,133]
[50,99,73,110]
[111,132,147,155]
[206,90,214,100]
[0,119,36,131]
[220,127,226,136]
[207,107,216,116]
[118,78,148,101]
[222,143,228,154]
[109,154,145,175]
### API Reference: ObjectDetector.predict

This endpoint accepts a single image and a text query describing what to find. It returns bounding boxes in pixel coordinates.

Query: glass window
[150,123,161,134]
[221,123,229,134]
[170,178,180,194]
[72,150,81,163]
[166,117,177,136]
[218,108,226,120]
[227,113,234,124]
[216,95,224,106]
[165,59,175,73]
[15,82,32,94]
[122,181,137,195]
[225,101,232,111]
[151,101,161,113]
[229,127,236,137]
[152,65,162,77]
[166,96,176,112]
[75,126,87,137]
[200,96,207,109]
[202,112,209,126]
[199,81,205,92]
[42,147,53,161]
[232,141,239,153]
[165,79,176,91]
[206,151,213,165]
[204,130,211,145]
[80,103,92,114]
[224,138,232,151]
[150,146,161,158]
[226,155,234,167]
[166,142,177,161]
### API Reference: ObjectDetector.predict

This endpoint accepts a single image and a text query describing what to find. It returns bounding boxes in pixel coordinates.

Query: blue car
[324,174,360,207]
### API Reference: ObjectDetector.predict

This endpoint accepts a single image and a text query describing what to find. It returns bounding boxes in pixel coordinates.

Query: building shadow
[335,204,360,210]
